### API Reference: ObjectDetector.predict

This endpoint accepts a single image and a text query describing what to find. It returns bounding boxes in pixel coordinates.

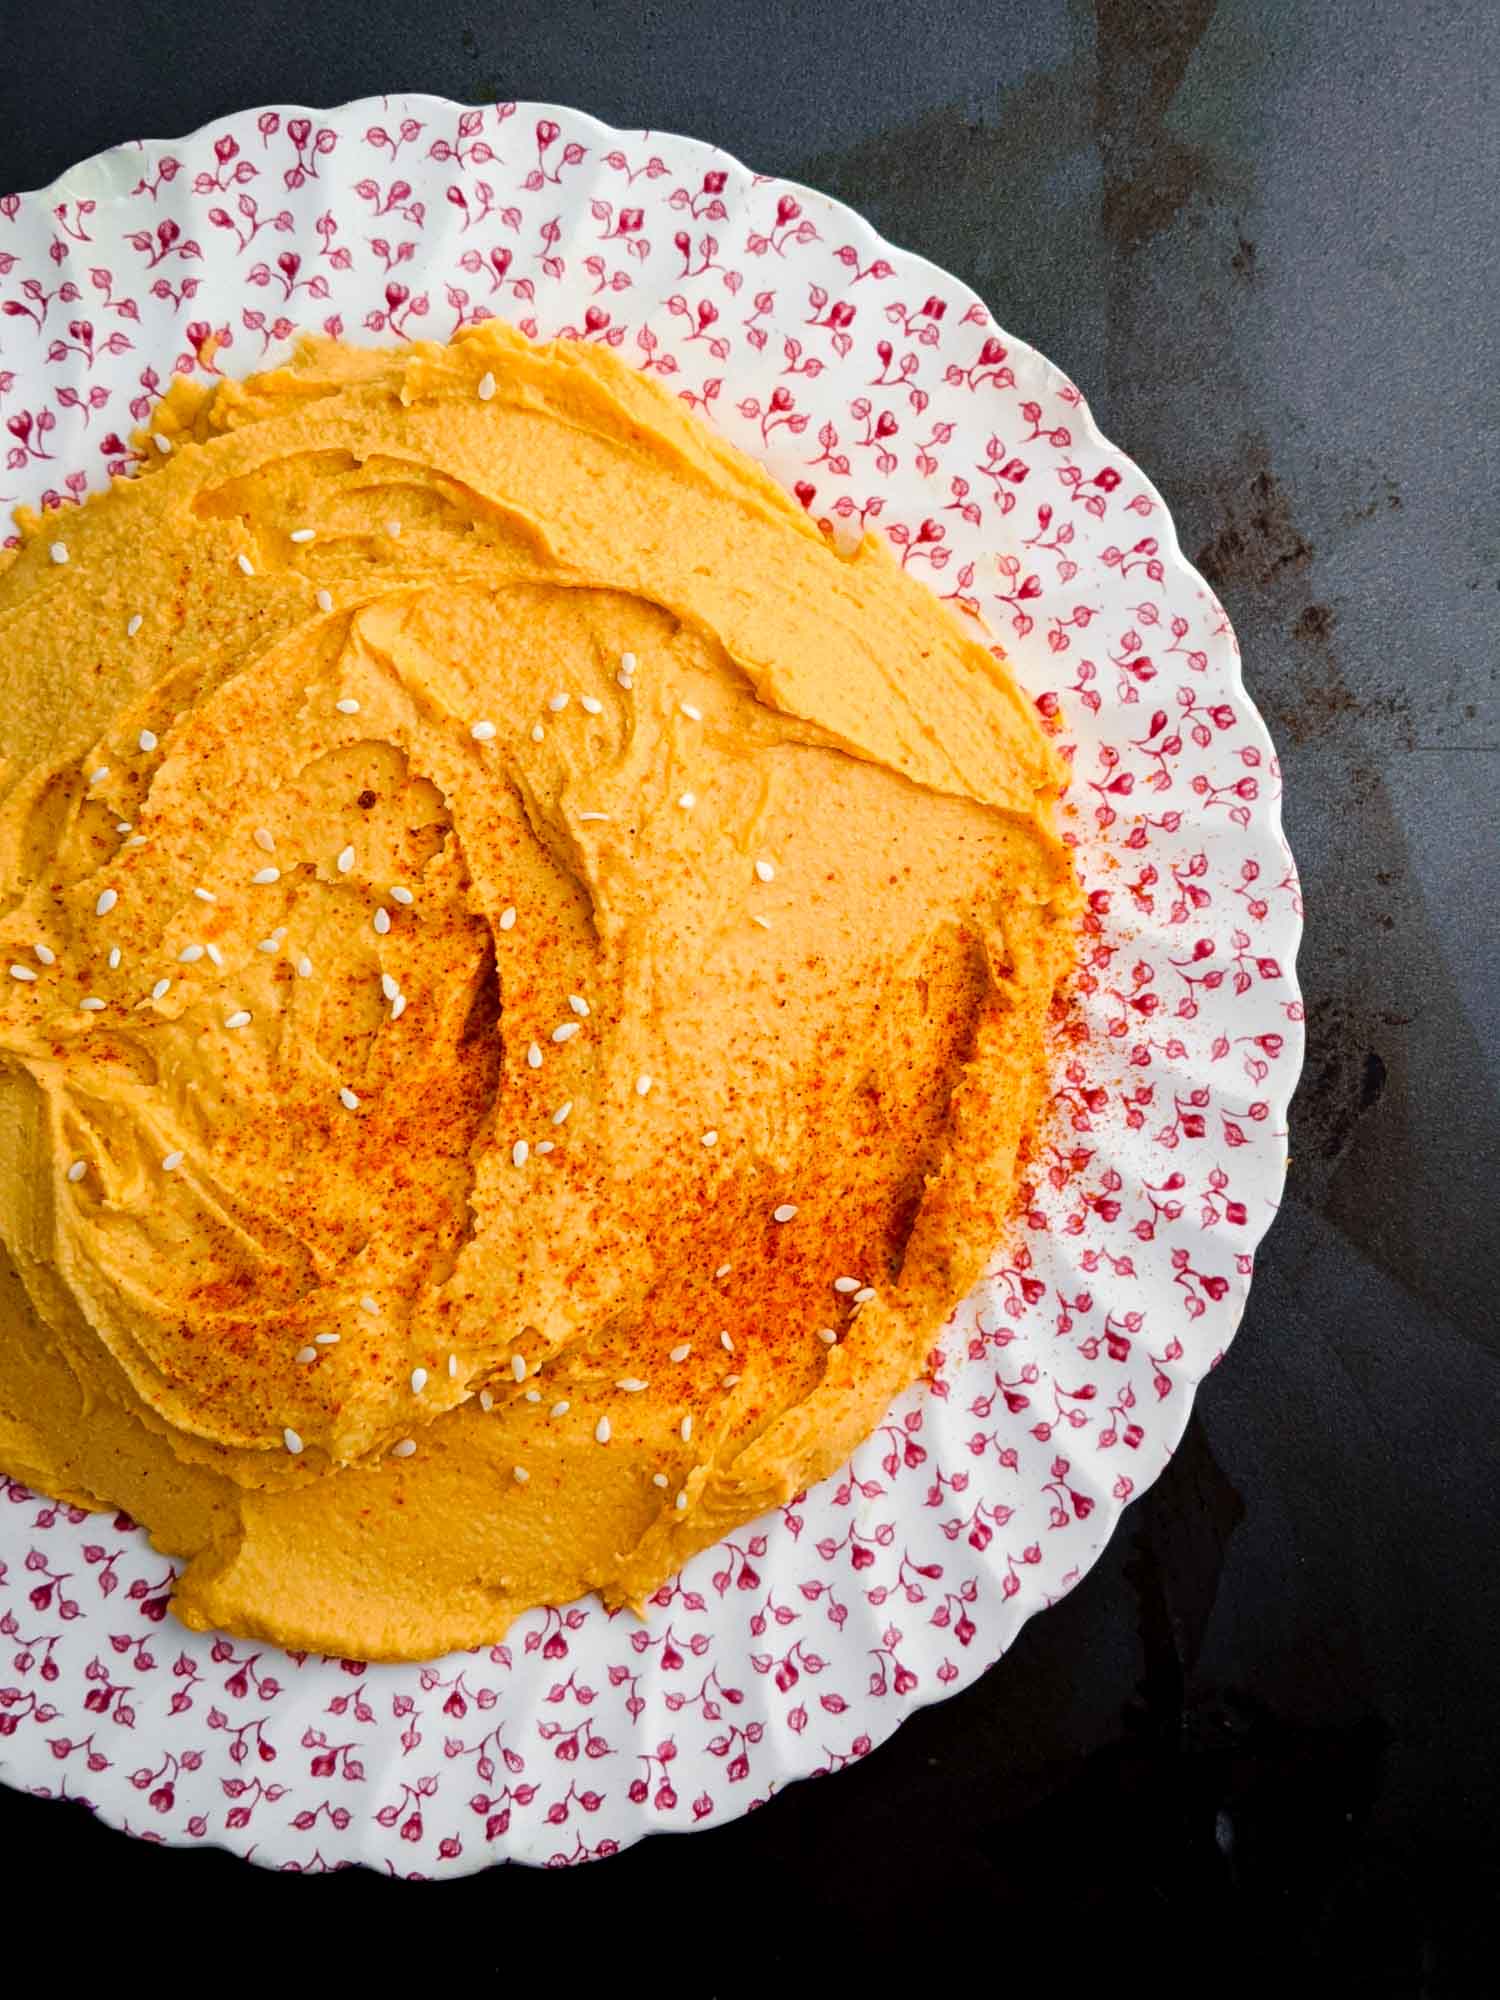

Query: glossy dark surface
[1,1,1494,1982]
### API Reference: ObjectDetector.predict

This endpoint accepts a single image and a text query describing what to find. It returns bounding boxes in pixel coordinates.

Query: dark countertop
[1,1,1495,1984]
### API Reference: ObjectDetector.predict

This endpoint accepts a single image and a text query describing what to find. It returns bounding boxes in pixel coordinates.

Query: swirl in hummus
[0,325,1078,1660]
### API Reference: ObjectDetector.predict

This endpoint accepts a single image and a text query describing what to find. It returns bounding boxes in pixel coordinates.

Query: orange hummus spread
[0,324,1078,1660]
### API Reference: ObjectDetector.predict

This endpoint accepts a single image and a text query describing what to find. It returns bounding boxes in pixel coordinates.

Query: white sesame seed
[701,1129,718,1147]
[193,887,216,903]
[126,614,144,638]
[448,1353,458,1378]
[411,1368,428,1394]
[391,1438,416,1458]
[389,884,414,905]
[256,935,278,954]
[855,1286,877,1303]
[237,553,255,577]
[137,728,158,753]
[123,834,147,849]
[617,671,634,691]
[675,1491,688,1511]
[512,1465,530,1484]
[107,946,121,969]
[380,973,399,1002]
[67,1159,87,1182]
[335,697,360,715]
[296,1346,318,1363]
[94,888,118,917]
[551,1400,570,1417]
[154,432,172,455]
[536,1139,554,1154]
[253,827,275,852]
[715,1263,732,1278]
[284,1427,303,1454]
[225,1010,251,1030]
[680,1414,693,1441]
[499,906,516,931]
[578,811,608,822]
[251,866,280,885]
[316,589,334,613]
[79,996,105,1010]
[653,1472,669,1488]
[339,1087,360,1110]
[552,1100,572,1125]
[620,652,637,675]
[360,1295,380,1316]
[391,992,407,1019]
[289,527,315,544]
[547,691,569,712]
[531,724,544,743]
[755,858,776,883]
[720,1330,734,1352]
[386,520,402,538]
[297,954,313,978]
[617,1378,649,1394]
[151,978,170,1001]
[680,702,703,722]
[33,942,55,966]
[49,542,68,565]
[568,994,589,1018]
[512,1139,529,1167]
[595,1416,612,1445]
[678,792,696,810]
[552,1021,580,1043]
[834,1277,861,1294]
[751,914,772,930]
[117,823,133,835]
[315,1332,340,1345]
[635,1073,653,1097]
[471,719,497,741]
[581,695,603,715]
[162,1150,183,1171]
[273,924,287,938]
[773,1203,798,1223]
[818,1327,838,1345]
[512,1354,527,1383]
[88,767,109,785]
[722,1372,741,1388]
[178,944,204,963]
[373,907,391,935]
[477,371,497,401]
[479,1389,494,1412]
[527,1042,543,1069]
[670,1343,691,1363]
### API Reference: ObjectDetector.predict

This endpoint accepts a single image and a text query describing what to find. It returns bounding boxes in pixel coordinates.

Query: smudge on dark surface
[1095,0,1221,252]
[1194,452,1313,591]
[1231,232,1258,280]
[1297,997,1390,1164]
[1293,602,1335,644]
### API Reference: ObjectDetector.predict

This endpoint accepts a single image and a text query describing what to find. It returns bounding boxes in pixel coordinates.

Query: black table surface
[1,1,1495,1985]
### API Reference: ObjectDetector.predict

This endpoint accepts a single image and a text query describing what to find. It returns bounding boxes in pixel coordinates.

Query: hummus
[0,324,1078,1660]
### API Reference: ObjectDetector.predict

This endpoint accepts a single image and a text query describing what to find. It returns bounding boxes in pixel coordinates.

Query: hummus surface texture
[0,325,1078,1660]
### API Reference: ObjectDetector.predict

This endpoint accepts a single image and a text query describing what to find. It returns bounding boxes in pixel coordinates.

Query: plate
[0,96,1303,1873]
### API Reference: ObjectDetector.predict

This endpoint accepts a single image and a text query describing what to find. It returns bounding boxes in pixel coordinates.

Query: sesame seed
[547,691,569,712]
[635,1073,653,1097]
[512,1138,529,1167]
[670,1343,691,1362]
[315,1332,340,1345]
[653,1472,669,1488]
[360,1295,380,1316]
[411,1368,427,1394]
[193,887,216,903]
[289,527,315,544]
[536,1139,554,1154]
[151,978,170,1001]
[381,973,399,1001]
[391,1438,416,1458]
[617,671,634,691]
[751,914,772,930]
[818,1327,838,1345]
[568,994,589,1018]
[296,1346,317,1364]
[33,943,55,966]
[580,695,603,715]
[178,944,204,963]
[88,767,109,785]
[499,906,516,931]
[715,1263,732,1278]
[49,542,68,565]
[755,858,776,883]
[773,1203,798,1223]
[551,1400,570,1417]
[123,834,147,849]
[108,946,122,969]
[79,996,105,1011]
[855,1286,877,1303]
[284,1427,304,1454]
[527,1042,543,1069]
[722,1372,741,1388]
[531,724,544,743]
[67,1159,87,1183]
[253,827,275,852]
[552,1100,572,1125]
[701,1129,718,1147]
[680,702,702,721]
[94,888,118,916]
[479,1389,494,1412]
[620,652,637,675]
[386,520,402,538]
[126,614,144,638]
[720,1330,734,1352]
[391,992,407,1019]
[339,1087,360,1110]
[154,432,172,455]
[138,729,158,753]
[513,1465,530,1484]
[297,955,313,978]
[471,719,497,741]
[251,866,280,885]
[678,792,696,810]
[834,1276,860,1294]
[675,1491,688,1511]
[595,1416,611,1445]
[237,553,255,577]
[225,1010,251,1030]
[389,884,414,905]
[477,371,497,401]
[552,1021,580,1043]
[680,1414,693,1441]
[162,1150,183,1171]
[617,1377,649,1393]
[316,589,334,613]
[448,1354,458,1378]
[335,697,360,715]
[511,1354,527,1382]
[578,811,608,822]
[373,908,391,935]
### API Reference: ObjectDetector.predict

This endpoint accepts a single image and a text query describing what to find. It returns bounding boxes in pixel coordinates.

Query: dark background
[1,1,1495,1987]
